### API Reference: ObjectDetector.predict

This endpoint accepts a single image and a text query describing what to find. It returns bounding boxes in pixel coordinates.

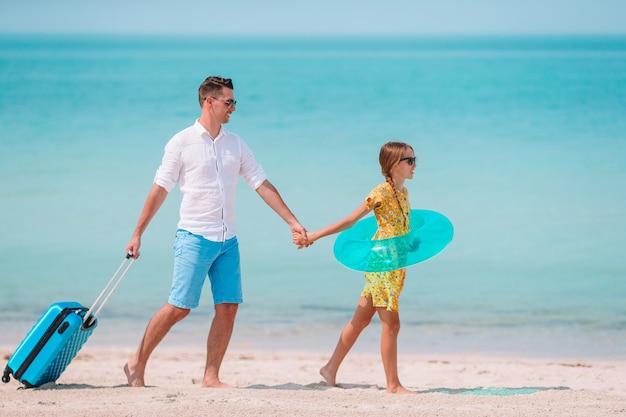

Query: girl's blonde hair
[379,141,414,183]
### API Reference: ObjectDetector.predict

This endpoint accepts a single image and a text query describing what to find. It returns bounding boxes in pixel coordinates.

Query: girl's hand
[409,237,421,252]
[293,231,312,249]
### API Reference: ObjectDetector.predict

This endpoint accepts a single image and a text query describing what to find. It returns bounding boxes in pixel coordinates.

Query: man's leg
[202,302,238,388]
[124,303,190,387]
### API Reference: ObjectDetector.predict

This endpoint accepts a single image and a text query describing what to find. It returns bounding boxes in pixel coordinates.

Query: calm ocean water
[1,35,625,358]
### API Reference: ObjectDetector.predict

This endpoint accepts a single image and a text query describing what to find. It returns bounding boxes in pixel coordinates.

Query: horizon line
[1,31,626,38]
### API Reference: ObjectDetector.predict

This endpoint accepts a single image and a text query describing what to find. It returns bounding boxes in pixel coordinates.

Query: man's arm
[125,184,169,258]
[255,179,308,241]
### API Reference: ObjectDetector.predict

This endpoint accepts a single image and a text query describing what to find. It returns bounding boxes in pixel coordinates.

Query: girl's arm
[307,201,373,244]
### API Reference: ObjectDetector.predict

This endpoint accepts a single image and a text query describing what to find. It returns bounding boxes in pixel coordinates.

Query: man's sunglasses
[209,96,237,108]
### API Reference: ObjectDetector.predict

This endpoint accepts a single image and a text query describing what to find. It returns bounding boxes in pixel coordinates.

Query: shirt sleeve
[238,137,267,190]
[153,136,181,192]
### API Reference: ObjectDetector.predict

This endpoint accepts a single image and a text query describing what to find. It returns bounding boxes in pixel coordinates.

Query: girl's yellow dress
[362,182,410,312]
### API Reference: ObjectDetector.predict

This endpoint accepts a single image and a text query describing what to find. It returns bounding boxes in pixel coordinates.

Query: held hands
[292,231,311,249]
[290,222,312,249]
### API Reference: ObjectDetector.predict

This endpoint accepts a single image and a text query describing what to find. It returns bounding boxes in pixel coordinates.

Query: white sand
[1,345,625,416]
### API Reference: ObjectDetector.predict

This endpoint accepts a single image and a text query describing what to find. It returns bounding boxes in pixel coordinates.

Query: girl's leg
[377,308,413,393]
[320,296,375,386]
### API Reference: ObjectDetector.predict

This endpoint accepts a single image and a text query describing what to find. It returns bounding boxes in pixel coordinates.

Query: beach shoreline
[2,344,625,417]
[3,316,625,361]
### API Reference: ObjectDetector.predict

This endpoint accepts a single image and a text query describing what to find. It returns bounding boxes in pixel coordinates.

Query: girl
[295,141,416,394]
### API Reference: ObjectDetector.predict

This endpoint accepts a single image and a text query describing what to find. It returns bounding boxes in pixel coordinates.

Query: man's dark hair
[198,76,234,107]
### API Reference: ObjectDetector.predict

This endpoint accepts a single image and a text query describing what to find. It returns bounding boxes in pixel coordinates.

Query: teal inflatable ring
[333,209,454,272]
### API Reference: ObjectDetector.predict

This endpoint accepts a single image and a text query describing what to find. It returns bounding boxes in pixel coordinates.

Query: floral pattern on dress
[362,182,411,312]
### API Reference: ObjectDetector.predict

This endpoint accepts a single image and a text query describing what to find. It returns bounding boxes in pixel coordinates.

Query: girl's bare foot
[201,378,235,389]
[387,384,415,394]
[320,365,336,387]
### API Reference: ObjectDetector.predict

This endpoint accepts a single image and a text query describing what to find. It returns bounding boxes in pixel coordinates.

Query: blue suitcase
[2,255,134,388]
[2,302,96,388]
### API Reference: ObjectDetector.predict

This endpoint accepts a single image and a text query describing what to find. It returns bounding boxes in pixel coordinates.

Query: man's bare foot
[320,365,336,387]
[386,385,415,394]
[124,362,145,387]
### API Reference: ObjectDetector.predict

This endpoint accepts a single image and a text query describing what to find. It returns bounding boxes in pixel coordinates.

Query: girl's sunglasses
[400,157,416,166]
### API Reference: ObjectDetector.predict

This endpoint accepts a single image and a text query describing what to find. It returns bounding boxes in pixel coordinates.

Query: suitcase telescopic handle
[83,253,135,328]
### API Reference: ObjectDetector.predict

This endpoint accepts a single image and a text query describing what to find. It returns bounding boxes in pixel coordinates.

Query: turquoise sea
[1,35,625,358]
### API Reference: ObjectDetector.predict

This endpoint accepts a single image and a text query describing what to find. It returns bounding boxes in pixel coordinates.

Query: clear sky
[0,0,625,35]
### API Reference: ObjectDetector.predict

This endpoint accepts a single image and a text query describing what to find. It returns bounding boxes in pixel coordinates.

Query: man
[123,76,307,388]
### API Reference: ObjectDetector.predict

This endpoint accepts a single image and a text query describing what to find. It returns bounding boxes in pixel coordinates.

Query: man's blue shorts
[168,229,242,309]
